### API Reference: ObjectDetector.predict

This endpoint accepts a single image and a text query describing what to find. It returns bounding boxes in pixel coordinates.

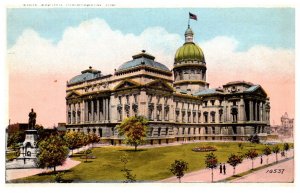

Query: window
[187,112,191,123]
[68,112,71,124]
[205,127,208,134]
[204,112,208,123]
[212,127,215,134]
[126,95,130,104]
[219,109,223,122]
[158,128,161,136]
[211,111,216,123]
[148,95,152,102]
[157,96,161,104]
[134,94,138,103]
[211,100,215,106]
[198,112,201,123]
[182,111,185,122]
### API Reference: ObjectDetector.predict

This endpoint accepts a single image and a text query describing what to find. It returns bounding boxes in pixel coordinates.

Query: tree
[84,149,92,162]
[169,160,189,183]
[205,152,218,182]
[7,132,22,149]
[64,131,80,155]
[117,116,148,151]
[120,153,136,183]
[263,146,272,164]
[37,134,69,172]
[283,143,290,157]
[272,145,280,163]
[227,154,243,175]
[88,133,101,147]
[245,149,258,170]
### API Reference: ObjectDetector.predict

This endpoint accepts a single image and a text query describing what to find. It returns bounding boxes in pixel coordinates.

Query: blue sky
[7,8,295,51]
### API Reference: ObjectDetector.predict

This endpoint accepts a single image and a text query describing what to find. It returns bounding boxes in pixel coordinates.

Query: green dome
[174,42,205,63]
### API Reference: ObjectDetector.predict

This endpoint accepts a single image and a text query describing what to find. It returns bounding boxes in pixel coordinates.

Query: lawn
[9,142,287,183]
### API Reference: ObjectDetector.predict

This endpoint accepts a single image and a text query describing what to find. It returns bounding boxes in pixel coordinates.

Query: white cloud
[8,18,182,76]
[200,36,295,87]
[7,18,295,126]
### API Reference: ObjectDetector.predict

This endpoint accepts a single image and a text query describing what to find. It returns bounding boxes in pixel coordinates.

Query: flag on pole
[189,12,197,20]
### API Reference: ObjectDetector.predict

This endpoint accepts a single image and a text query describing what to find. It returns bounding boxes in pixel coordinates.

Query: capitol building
[66,25,271,145]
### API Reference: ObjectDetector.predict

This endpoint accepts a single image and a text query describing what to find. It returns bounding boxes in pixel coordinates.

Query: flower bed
[192,146,217,152]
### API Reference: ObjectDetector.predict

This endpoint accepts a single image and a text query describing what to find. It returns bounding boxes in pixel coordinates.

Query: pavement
[232,158,294,183]
[160,150,294,183]
[6,158,81,181]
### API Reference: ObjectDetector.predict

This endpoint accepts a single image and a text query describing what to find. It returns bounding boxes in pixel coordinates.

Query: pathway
[161,149,294,183]
[6,158,81,181]
[232,158,294,183]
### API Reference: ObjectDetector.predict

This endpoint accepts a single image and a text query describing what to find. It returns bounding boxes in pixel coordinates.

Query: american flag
[189,12,197,20]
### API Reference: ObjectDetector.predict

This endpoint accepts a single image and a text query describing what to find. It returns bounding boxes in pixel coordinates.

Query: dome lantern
[185,25,194,43]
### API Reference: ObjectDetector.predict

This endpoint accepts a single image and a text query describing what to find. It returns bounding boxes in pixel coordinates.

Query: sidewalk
[6,158,81,181]
[232,158,293,183]
[160,149,294,183]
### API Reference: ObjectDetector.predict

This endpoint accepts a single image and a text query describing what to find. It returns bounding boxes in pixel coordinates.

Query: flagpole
[188,16,190,28]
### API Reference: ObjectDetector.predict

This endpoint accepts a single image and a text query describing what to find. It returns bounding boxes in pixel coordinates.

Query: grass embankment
[9,142,288,183]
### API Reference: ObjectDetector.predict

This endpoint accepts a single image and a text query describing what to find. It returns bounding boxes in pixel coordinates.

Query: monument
[6,109,39,169]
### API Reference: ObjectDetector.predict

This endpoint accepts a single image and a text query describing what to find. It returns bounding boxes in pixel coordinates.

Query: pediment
[145,79,174,92]
[245,85,268,97]
[66,91,81,99]
[113,79,140,91]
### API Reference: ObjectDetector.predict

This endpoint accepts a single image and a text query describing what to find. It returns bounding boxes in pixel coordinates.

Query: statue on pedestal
[28,108,36,130]
[6,108,39,169]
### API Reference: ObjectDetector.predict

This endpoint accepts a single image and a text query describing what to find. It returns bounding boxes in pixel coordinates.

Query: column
[103,98,106,122]
[66,104,69,124]
[75,103,78,123]
[154,100,157,121]
[91,100,94,122]
[249,100,253,121]
[239,98,246,122]
[70,103,73,124]
[105,98,109,121]
[162,103,165,121]
[81,101,84,123]
[215,110,219,123]
[107,98,111,121]
[262,103,265,121]
[84,101,87,122]
[97,99,100,122]
[258,102,261,121]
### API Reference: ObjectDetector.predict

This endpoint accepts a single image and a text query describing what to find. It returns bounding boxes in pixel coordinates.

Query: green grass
[9,142,289,183]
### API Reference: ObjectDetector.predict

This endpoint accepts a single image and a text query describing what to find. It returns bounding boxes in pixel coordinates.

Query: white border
[0,1,298,193]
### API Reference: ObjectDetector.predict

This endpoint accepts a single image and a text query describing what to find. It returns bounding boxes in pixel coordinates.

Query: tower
[173,25,209,94]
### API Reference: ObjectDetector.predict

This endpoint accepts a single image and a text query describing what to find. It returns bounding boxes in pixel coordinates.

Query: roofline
[115,65,172,76]
[67,74,113,87]
[223,81,254,87]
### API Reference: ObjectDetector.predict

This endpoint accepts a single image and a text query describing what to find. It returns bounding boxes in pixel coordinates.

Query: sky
[7,8,295,127]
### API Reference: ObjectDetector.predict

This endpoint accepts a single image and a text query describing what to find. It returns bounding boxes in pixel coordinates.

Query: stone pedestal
[6,130,38,169]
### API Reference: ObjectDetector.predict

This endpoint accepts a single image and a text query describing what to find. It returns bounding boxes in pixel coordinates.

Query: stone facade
[66,26,271,145]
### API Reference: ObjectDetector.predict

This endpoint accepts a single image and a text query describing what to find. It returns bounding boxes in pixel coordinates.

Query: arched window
[158,128,161,136]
